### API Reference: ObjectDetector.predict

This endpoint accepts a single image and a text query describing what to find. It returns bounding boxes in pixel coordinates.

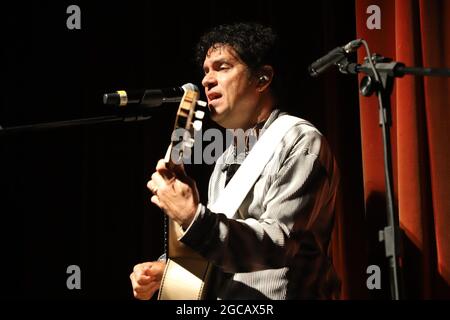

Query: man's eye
[219,64,230,70]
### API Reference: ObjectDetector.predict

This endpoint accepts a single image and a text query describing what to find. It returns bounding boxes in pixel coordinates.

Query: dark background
[1,0,361,299]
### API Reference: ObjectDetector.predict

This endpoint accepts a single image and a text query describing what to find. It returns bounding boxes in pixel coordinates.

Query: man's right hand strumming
[130,261,166,300]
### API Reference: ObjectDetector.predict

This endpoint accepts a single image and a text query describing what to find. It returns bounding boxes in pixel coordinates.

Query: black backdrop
[1,0,360,299]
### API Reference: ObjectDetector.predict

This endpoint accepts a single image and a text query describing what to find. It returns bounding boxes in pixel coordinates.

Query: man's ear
[256,65,274,92]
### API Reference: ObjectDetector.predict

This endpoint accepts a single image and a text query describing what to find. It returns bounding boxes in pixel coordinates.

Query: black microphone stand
[335,41,450,300]
[0,111,153,136]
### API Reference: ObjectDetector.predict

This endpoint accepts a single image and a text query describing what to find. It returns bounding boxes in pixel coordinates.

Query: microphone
[103,83,204,107]
[308,39,363,77]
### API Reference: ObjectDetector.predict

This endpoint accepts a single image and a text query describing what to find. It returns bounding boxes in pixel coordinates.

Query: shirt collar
[222,108,283,166]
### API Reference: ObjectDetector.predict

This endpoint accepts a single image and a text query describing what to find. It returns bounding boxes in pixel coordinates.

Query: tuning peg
[196,100,207,107]
[195,110,205,120]
[193,120,202,131]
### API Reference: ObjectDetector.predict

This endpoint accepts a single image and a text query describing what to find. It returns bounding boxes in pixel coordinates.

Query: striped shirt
[180,109,340,299]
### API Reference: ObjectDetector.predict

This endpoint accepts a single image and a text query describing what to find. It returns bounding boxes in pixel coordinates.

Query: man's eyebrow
[203,58,232,71]
[209,58,232,66]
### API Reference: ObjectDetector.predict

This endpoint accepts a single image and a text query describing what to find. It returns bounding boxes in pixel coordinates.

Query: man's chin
[211,112,232,129]
[209,107,237,128]
[210,108,225,123]
[210,113,225,127]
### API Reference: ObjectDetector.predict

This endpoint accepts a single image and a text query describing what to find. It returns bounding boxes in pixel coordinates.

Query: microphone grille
[182,83,199,92]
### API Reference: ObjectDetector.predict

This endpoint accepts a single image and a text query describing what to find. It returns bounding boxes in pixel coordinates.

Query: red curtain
[335,0,450,299]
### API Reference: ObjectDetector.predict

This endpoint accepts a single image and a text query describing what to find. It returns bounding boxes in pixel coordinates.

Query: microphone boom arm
[0,113,152,136]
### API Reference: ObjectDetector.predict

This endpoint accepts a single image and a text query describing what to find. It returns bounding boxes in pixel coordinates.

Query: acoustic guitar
[157,83,212,300]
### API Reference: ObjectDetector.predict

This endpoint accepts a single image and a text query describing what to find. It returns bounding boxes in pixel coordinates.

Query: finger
[170,161,187,179]
[132,276,152,288]
[152,171,171,187]
[156,159,168,171]
[132,270,151,283]
[147,180,157,194]
[134,264,149,277]
[130,272,147,290]
[151,195,162,208]
[156,160,175,180]
[134,279,160,292]
[133,281,161,300]
[133,289,149,300]
[133,287,152,300]
[133,262,152,273]
[136,276,153,286]
[141,265,154,277]
[145,262,165,280]
[133,289,148,300]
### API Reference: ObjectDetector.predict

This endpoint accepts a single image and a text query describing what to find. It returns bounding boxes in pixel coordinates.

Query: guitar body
[158,220,211,300]
[156,84,211,300]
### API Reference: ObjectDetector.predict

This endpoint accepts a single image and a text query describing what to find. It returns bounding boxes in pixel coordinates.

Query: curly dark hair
[195,22,285,103]
[195,22,278,73]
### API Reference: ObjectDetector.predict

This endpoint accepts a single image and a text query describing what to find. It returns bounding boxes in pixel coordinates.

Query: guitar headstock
[164,83,207,164]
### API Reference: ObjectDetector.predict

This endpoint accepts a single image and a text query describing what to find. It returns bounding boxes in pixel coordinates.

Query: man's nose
[202,72,217,89]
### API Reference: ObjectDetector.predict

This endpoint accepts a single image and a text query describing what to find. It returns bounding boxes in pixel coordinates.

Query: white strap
[210,115,301,217]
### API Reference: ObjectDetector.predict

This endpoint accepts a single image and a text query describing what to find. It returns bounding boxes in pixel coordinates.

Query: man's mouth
[207,92,222,104]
